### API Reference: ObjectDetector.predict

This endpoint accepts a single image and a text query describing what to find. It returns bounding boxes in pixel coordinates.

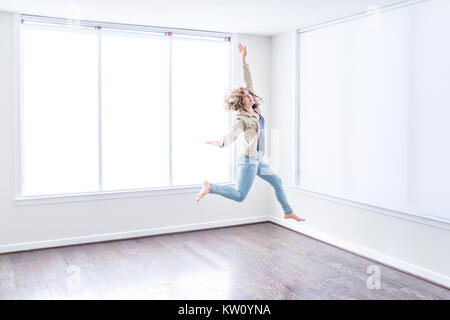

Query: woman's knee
[237,190,247,202]
[272,175,282,185]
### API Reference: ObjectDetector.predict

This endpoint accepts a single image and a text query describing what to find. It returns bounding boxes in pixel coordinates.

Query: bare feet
[284,212,305,222]
[196,180,212,202]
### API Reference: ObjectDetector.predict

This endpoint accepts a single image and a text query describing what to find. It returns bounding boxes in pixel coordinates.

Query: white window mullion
[97,26,103,191]
[228,36,234,182]
[15,15,25,198]
[168,32,173,186]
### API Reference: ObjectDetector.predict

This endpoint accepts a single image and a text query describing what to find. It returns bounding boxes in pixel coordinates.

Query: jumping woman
[196,42,305,222]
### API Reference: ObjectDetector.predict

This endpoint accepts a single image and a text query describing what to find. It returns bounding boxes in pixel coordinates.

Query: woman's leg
[210,155,258,202]
[257,160,296,215]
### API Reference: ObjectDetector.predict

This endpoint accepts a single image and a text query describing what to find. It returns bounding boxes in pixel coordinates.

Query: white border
[293,0,450,229]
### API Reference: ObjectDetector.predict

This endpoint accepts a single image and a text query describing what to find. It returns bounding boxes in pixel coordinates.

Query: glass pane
[298,0,450,220]
[300,8,410,210]
[172,38,231,186]
[408,0,450,220]
[299,23,347,198]
[101,31,170,190]
[345,8,409,209]
[22,26,99,196]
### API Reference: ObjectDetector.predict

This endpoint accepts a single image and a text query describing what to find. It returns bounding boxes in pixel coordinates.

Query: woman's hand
[206,140,222,147]
[237,42,247,64]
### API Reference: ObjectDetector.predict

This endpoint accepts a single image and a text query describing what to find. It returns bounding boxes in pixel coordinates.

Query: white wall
[2,8,448,288]
[0,11,272,251]
[269,29,450,287]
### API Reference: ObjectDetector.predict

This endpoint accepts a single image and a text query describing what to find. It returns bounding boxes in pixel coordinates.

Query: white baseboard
[0,215,270,254]
[268,216,450,289]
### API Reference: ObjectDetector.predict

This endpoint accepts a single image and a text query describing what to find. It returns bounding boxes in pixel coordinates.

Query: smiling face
[242,90,255,110]
[224,86,263,113]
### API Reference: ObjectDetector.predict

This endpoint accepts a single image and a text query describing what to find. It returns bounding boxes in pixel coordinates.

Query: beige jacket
[218,63,263,157]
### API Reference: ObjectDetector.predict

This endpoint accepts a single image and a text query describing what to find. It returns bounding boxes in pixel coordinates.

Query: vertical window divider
[97,25,103,191]
[294,30,301,187]
[15,14,25,197]
[167,32,173,186]
[228,35,234,183]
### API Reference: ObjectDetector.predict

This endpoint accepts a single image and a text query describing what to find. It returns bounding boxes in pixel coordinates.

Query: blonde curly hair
[223,86,263,112]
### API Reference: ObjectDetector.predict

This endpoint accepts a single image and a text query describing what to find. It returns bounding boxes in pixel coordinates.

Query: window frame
[291,0,450,230]
[14,13,236,205]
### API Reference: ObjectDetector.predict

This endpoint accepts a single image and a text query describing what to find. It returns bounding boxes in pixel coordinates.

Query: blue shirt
[257,114,265,153]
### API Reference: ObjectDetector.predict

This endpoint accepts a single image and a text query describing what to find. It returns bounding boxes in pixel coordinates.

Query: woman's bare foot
[284,212,305,222]
[196,180,212,202]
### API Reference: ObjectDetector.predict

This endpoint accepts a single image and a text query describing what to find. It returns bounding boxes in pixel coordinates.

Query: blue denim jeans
[210,151,293,215]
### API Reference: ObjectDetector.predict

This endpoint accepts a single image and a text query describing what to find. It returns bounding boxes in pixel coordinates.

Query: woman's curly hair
[223,86,263,112]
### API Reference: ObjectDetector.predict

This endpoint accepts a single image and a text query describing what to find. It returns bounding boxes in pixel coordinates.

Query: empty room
[0,0,449,302]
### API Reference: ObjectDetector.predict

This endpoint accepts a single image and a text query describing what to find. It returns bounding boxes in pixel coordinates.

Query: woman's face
[242,90,254,109]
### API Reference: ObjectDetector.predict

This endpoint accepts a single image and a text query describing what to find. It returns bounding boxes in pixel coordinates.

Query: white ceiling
[0,0,405,36]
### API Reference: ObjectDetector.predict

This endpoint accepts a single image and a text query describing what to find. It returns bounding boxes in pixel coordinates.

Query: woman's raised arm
[237,42,254,91]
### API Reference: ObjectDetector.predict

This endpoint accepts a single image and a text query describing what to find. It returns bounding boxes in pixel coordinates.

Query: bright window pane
[300,8,411,210]
[22,26,99,196]
[298,0,450,220]
[101,32,170,190]
[172,38,231,186]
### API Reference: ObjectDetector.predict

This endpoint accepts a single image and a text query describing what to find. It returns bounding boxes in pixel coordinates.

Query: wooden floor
[0,222,448,300]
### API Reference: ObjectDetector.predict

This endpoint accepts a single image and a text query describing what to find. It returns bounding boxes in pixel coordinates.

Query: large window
[295,0,450,223]
[19,16,233,199]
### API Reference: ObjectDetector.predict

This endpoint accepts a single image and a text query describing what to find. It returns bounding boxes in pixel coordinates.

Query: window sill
[291,185,450,231]
[15,182,235,206]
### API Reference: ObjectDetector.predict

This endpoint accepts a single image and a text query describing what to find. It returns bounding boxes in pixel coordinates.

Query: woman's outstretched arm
[238,42,254,91]
[206,117,245,148]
